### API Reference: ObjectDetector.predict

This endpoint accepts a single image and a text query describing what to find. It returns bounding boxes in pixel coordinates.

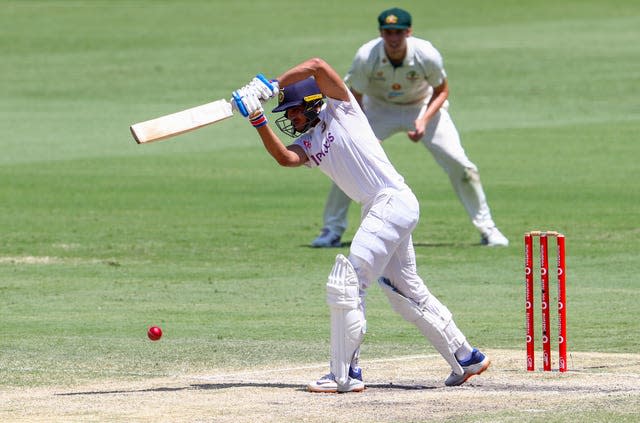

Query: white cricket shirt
[345,36,447,104]
[293,90,407,205]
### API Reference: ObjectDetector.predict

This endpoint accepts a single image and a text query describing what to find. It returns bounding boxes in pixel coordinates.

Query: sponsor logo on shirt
[309,132,336,166]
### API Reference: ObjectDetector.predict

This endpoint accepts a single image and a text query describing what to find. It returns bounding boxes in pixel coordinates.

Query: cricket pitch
[2,349,639,422]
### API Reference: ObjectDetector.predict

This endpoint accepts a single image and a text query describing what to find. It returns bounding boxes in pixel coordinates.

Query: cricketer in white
[231,57,490,393]
[310,7,508,249]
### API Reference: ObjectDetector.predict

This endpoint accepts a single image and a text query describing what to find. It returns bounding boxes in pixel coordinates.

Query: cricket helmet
[272,77,324,137]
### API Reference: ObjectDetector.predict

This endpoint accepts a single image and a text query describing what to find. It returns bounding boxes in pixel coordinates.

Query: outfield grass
[1,1,639,420]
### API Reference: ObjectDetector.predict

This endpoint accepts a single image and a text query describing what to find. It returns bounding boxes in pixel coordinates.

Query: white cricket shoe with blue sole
[307,367,364,393]
[445,348,491,386]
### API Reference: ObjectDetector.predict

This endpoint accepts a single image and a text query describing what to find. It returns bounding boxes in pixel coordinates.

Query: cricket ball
[147,326,163,341]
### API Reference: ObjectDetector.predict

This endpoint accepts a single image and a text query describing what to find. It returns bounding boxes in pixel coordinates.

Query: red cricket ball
[147,326,163,341]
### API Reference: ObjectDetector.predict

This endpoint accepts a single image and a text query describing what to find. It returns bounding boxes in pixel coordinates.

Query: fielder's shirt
[345,36,447,104]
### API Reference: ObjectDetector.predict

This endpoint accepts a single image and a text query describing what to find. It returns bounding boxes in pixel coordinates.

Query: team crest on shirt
[406,70,420,81]
[303,139,312,149]
[373,71,386,81]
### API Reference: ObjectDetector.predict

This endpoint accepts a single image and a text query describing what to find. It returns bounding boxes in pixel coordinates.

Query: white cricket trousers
[321,96,496,237]
[347,187,467,371]
[349,188,428,302]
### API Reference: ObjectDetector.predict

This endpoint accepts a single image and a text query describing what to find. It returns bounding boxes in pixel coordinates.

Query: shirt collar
[377,36,415,67]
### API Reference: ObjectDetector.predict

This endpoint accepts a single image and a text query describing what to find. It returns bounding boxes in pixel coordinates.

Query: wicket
[524,231,567,372]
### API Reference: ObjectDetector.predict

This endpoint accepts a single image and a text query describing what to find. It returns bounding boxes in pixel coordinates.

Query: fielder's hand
[231,87,268,128]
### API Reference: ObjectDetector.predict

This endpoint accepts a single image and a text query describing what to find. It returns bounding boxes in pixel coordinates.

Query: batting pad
[327,254,366,386]
[378,277,464,375]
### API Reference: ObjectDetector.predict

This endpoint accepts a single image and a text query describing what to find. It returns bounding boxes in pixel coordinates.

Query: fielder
[311,7,508,248]
[231,57,490,393]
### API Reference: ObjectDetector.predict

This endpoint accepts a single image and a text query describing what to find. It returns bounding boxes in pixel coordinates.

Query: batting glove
[250,74,279,100]
[231,87,268,128]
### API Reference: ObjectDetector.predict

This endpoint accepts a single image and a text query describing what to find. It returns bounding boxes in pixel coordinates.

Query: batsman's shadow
[193,382,439,392]
[56,383,299,396]
[56,381,439,396]
[191,382,302,391]
[365,382,439,391]
[302,241,480,249]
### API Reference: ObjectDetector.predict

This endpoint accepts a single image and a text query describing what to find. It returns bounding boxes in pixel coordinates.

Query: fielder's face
[380,28,412,58]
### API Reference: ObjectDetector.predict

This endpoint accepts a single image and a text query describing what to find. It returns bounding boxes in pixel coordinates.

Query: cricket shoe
[445,348,491,386]
[480,227,509,247]
[307,367,364,393]
[310,228,342,248]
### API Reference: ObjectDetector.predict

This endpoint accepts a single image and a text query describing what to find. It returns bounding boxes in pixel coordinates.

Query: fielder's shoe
[480,227,509,247]
[307,367,364,393]
[310,228,342,248]
[445,348,491,386]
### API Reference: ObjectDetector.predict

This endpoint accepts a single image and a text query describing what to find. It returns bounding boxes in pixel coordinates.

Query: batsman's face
[380,28,411,56]
[285,106,308,131]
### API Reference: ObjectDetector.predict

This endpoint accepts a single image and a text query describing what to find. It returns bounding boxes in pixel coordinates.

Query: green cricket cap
[378,7,412,30]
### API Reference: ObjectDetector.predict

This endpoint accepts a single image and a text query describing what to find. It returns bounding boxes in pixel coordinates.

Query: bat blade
[130,99,234,144]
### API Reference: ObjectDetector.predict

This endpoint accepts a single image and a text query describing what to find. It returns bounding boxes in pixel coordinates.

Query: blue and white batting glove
[249,74,279,101]
[231,87,268,128]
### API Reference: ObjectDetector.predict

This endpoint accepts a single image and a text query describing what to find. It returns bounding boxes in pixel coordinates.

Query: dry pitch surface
[2,349,638,422]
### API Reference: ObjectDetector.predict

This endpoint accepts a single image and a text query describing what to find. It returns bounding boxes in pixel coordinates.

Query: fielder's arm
[408,79,449,142]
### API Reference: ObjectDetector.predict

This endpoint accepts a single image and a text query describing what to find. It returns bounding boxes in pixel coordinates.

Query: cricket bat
[130,99,234,144]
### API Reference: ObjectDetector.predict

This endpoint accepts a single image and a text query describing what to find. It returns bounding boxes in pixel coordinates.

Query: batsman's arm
[231,83,306,167]
[276,58,349,102]
[254,124,308,168]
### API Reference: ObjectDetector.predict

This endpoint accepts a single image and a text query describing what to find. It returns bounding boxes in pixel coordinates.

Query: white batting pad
[327,254,366,386]
[378,277,464,375]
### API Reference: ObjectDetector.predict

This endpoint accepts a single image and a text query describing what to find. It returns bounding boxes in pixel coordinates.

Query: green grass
[1,2,639,413]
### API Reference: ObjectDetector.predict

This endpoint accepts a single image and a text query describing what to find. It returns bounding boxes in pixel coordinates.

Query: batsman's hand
[231,87,268,128]
[232,87,263,117]
[250,74,279,101]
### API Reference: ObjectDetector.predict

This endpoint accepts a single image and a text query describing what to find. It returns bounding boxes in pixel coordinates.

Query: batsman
[231,57,490,393]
